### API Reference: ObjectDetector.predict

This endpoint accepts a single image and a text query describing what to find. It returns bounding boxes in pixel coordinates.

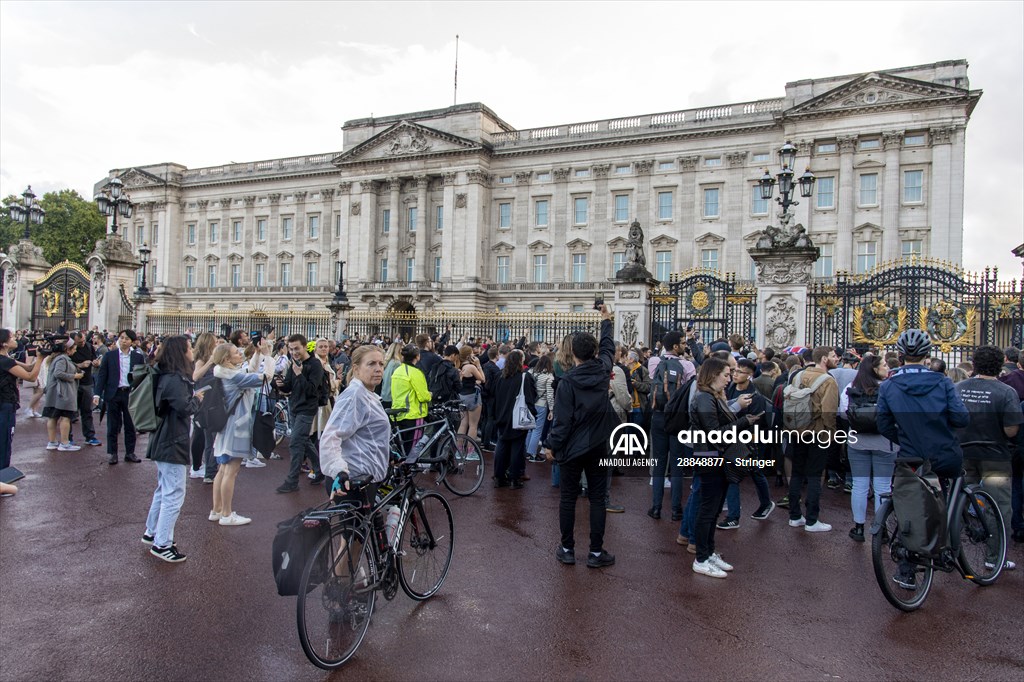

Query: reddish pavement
[1,408,1022,682]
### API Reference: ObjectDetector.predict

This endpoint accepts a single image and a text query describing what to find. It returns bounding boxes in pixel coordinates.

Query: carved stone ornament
[592,164,610,178]
[625,220,646,267]
[679,156,700,172]
[90,261,107,305]
[843,89,903,107]
[466,170,491,186]
[294,191,307,202]
[243,195,257,207]
[196,199,210,210]
[765,296,798,349]
[755,258,812,285]
[515,171,532,185]
[882,131,903,150]
[725,151,748,167]
[756,223,814,250]
[4,267,17,303]
[220,197,233,208]
[442,172,458,186]
[385,129,432,156]
[553,168,571,182]
[634,160,654,175]
[321,188,336,201]
[414,175,430,189]
[620,311,639,347]
[837,136,857,153]
[618,290,641,300]
[267,194,281,205]
[350,201,361,216]
[930,126,954,145]
[338,181,352,195]
[455,193,468,209]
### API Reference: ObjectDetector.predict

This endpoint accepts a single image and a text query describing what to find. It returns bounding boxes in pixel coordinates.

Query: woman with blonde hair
[457,345,485,442]
[209,337,274,526]
[189,332,219,479]
[380,340,403,408]
[312,337,340,442]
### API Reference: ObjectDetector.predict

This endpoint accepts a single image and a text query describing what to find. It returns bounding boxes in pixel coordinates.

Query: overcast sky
[1,1,1021,274]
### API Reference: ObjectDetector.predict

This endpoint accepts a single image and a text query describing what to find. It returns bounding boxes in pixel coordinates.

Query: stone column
[219,195,233,267]
[267,195,280,284]
[929,126,957,262]
[611,264,656,349]
[835,136,856,272]
[1,241,51,329]
[748,246,819,350]
[635,160,654,230]
[591,165,610,280]
[552,168,570,282]
[86,235,142,333]
[387,178,401,282]
[441,173,457,282]
[414,175,429,281]
[349,182,370,282]
[678,156,700,269]
[881,131,903,261]
[294,191,308,279]
[243,195,257,284]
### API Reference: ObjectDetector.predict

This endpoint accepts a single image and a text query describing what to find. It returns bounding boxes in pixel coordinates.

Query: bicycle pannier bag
[272,508,328,597]
[782,372,830,430]
[512,373,536,431]
[890,462,947,558]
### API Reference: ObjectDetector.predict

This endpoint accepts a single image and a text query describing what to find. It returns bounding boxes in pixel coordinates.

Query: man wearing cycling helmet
[876,329,970,478]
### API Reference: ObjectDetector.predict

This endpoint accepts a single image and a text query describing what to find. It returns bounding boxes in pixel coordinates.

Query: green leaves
[0,189,106,266]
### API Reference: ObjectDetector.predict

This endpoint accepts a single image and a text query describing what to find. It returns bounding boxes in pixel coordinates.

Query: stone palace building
[99,59,980,322]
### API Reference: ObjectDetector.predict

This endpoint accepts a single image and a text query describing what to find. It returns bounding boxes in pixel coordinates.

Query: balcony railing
[180,152,343,184]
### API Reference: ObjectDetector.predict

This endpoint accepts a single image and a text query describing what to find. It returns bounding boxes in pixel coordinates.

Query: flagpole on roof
[453,34,459,107]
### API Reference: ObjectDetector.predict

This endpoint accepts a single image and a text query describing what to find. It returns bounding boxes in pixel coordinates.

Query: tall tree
[0,189,106,266]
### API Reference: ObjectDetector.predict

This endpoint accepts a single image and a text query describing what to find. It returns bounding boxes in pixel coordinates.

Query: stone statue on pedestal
[616,220,654,281]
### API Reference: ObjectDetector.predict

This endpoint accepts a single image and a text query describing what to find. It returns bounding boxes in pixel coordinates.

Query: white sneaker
[708,553,734,572]
[804,521,833,533]
[58,442,82,451]
[32,410,44,418]
[219,512,252,526]
[255,453,266,460]
[692,558,727,578]
[45,441,59,450]
[244,458,266,468]
[788,516,806,527]
[189,468,205,479]
[984,559,1016,571]
[208,511,223,522]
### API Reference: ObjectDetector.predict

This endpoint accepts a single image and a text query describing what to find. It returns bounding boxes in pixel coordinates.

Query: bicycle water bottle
[384,505,401,544]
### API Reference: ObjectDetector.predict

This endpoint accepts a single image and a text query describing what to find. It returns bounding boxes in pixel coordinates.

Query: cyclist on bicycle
[319,345,390,506]
[876,329,970,480]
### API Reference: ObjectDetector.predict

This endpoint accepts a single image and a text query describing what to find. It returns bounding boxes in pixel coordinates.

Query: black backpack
[651,356,687,412]
[272,508,329,596]
[427,361,457,404]
[318,367,333,407]
[845,386,879,434]
[664,377,698,433]
[195,378,242,434]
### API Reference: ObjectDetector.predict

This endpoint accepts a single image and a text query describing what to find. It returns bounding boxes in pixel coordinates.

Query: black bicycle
[295,460,455,669]
[871,447,1007,612]
[387,400,486,497]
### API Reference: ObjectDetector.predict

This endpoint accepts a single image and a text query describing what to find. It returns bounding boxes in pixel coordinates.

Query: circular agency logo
[608,422,649,458]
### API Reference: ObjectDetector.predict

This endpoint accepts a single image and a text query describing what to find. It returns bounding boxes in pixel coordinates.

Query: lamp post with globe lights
[136,243,152,298]
[7,186,46,239]
[94,177,134,236]
[757,141,816,236]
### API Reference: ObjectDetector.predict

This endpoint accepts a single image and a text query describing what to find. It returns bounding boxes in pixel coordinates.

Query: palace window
[257,218,267,241]
[752,152,770,162]
[496,256,510,284]
[436,205,443,231]
[701,248,719,270]
[232,220,242,243]
[535,199,549,227]
[658,161,675,171]
[703,188,720,218]
[859,174,878,206]
[380,258,388,282]
[255,263,266,287]
[614,165,630,174]
[816,177,835,209]
[574,169,590,178]
[903,170,924,203]
[613,252,626,275]
[209,222,218,244]
[574,197,589,225]
[614,195,629,223]
[185,265,195,288]
[901,240,923,259]
[571,253,587,282]
[751,186,768,215]
[856,242,877,274]
[231,264,241,287]
[498,202,511,229]
[658,191,673,220]
[704,157,722,167]
[533,255,548,283]
[406,258,415,281]
[382,209,391,233]
[814,243,834,278]
[280,262,291,287]
[408,207,417,232]
[904,133,926,146]
[187,223,196,245]
[308,215,319,239]
[656,251,672,281]
[817,142,837,154]
[306,262,318,286]
[535,172,551,182]
[434,257,442,282]
[207,265,217,288]
[859,138,880,150]
[281,216,292,240]
[152,223,159,246]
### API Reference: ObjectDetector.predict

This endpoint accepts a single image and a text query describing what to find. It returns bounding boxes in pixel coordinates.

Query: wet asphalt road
[1,409,1022,682]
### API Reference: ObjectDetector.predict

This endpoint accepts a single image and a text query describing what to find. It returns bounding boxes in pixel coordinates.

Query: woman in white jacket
[209,338,274,526]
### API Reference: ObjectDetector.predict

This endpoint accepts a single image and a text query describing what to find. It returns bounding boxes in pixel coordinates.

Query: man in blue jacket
[877,329,969,478]
[543,305,617,569]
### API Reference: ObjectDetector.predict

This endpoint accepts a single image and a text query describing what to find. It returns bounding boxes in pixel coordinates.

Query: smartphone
[27,348,37,357]
[195,385,213,395]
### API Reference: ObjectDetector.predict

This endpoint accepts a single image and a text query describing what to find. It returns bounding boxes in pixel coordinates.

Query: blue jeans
[145,462,187,548]
[725,470,772,520]
[650,411,684,513]
[679,475,702,540]
[525,405,548,457]
[1011,449,1023,532]
[848,446,896,524]
[0,402,15,470]
[285,412,320,487]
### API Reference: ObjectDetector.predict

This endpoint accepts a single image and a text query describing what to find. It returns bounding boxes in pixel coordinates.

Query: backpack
[845,386,879,434]
[128,364,160,433]
[890,462,947,558]
[427,361,457,404]
[195,378,243,435]
[651,356,686,412]
[664,377,698,434]
[272,508,329,596]
[782,371,831,430]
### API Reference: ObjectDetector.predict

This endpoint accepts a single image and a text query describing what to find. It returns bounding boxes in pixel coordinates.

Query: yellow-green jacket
[390,363,431,421]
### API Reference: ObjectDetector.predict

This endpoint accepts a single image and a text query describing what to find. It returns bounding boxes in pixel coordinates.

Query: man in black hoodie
[543,305,617,568]
[274,334,325,493]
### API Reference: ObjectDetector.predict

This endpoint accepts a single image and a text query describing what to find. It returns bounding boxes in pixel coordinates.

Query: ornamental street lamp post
[7,185,46,239]
[94,177,134,236]
[136,243,151,298]
[327,260,352,341]
[757,141,816,233]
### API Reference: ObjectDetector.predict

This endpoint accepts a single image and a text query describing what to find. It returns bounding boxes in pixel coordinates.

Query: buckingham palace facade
[99,59,980,319]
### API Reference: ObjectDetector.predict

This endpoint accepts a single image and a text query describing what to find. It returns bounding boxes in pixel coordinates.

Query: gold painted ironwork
[919,301,977,353]
[852,299,907,345]
[990,295,1021,320]
[34,259,91,285]
[41,289,61,316]
[651,285,675,305]
[818,295,843,317]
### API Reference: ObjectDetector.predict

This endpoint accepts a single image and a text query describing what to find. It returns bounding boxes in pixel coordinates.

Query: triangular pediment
[528,239,552,251]
[251,251,268,261]
[565,238,593,250]
[606,236,628,248]
[786,72,979,118]
[116,167,165,189]
[491,241,515,254]
[277,250,293,260]
[742,230,764,244]
[333,121,483,165]
[650,234,679,247]
[695,231,725,245]
[854,159,885,169]
[227,252,244,262]
[303,249,321,259]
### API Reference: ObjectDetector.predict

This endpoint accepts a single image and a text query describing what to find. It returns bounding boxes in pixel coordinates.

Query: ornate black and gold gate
[650,269,757,347]
[31,261,90,332]
[807,257,1023,364]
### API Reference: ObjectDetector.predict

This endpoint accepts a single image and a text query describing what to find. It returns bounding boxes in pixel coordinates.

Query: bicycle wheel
[871,500,934,611]
[297,523,377,670]
[956,488,1006,586]
[441,433,485,496]
[397,491,454,601]
[274,403,290,445]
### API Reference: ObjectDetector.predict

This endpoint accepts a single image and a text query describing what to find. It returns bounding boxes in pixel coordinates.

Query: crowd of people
[1,319,1022,582]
